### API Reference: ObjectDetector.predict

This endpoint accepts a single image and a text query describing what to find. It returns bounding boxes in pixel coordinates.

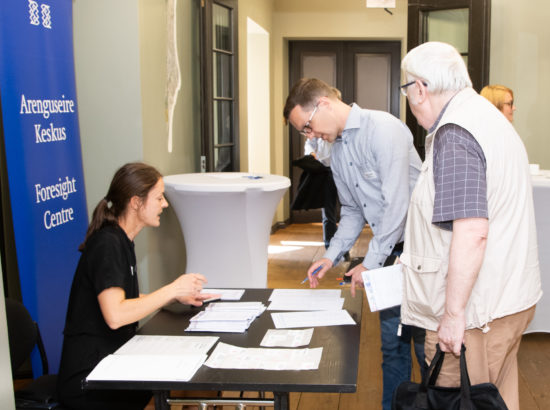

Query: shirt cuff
[323,247,345,265]
[362,251,386,270]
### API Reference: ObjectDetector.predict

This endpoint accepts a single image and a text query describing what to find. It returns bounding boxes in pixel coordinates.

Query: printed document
[361,264,403,312]
[269,289,341,300]
[204,342,322,370]
[271,310,356,329]
[114,335,218,355]
[267,296,344,311]
[86,353,206,382]
[260,328,314,347]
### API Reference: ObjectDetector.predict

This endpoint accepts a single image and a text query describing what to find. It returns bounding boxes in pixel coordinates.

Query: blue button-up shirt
[324,104,421,269]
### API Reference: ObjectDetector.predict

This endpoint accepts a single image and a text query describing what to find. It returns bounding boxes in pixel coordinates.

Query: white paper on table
[269,289,341,301]
[190,310,257,322]
[267,297,344,311]
[204,342,322,370]
[201,288,245,300]
[114,335,219,355]
[86,353,206,382]
[204,301,265,315]
[186,320,250,333]
[260,328,314,347]
[361,264,403,312]
[271,310,356,329]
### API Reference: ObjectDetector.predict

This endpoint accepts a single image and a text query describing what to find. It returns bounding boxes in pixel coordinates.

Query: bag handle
[416,343,474,410]
[412,343,446,408]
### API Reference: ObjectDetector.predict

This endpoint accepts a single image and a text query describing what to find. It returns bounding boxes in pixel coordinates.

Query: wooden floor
[261,222,550,410]
[15,223,548,409]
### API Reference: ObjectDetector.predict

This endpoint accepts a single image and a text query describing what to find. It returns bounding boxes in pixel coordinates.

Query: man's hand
[306,258,333,288]
[437,311,466,355]
[344,264,367,297]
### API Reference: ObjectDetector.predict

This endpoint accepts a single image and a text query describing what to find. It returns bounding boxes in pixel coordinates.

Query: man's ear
[318,95,332,110]
[416,80,428,102]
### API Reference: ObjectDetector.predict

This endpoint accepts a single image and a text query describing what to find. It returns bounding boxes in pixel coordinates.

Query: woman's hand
[171,273,218,306]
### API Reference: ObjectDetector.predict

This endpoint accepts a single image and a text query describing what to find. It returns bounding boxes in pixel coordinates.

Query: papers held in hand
[361,264,403,312]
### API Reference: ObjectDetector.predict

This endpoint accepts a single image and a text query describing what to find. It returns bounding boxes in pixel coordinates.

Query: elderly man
[284,78,424,410]
[400,41,542,410]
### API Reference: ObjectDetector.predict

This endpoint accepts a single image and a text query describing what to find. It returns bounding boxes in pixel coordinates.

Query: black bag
[391,344,508,410]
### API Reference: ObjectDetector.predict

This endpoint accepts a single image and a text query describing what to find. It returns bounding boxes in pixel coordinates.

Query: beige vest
[400,88,542,331]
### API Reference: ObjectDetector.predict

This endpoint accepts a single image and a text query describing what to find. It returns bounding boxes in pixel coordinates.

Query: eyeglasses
[400,80,428,97]
[503,100,514,107]
[300,103,319,136]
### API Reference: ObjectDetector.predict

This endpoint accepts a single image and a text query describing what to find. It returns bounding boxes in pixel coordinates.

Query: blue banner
[0,0,88,374]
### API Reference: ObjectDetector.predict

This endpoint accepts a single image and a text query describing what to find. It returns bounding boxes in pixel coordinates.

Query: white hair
[401,41,472,94]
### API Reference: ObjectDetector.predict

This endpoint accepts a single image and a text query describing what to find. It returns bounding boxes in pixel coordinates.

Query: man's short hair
[283,78,339,124]
[401,41,472,94]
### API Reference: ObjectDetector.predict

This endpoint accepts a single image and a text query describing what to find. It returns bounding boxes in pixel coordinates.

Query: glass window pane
[213,52,233,98]
[301,54,336,86]
[355,53,390,111]
[426,9,469,54]
[213,100,233,145]
[215,146,233,172]
[213,4,231,51]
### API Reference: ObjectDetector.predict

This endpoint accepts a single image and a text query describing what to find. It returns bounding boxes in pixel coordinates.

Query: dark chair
[5,297,63,410]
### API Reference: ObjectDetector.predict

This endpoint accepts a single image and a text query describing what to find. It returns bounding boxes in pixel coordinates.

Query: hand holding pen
[301,265,323,285]
[302,258,333,288]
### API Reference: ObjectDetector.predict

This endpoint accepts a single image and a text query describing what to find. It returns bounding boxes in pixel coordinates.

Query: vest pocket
[400,253,441,274]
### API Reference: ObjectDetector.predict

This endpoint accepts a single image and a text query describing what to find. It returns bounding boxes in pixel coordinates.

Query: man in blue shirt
[283,78,424,410]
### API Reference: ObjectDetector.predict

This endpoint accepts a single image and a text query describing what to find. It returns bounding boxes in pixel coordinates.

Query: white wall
[489,0,550,169]
[72,0,151,290]
[247,18,271,175]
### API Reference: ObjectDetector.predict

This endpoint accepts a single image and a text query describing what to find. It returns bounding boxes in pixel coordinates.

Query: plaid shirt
[432,122,488,231]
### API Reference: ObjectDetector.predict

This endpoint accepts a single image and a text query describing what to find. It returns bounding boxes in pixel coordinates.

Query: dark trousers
[322,170,338,248]
[380,243,426,410]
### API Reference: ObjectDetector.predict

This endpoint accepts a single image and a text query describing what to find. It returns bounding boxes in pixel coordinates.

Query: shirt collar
[340,103,361,139]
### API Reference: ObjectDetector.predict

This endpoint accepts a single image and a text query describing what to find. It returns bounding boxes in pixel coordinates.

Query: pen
[301,264,324,284]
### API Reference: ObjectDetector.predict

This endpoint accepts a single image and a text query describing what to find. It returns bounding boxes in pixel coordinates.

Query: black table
[84,288,363,410]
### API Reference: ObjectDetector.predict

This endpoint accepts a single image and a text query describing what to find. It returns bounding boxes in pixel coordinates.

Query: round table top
[531,169,550,187]
[164,172,290,192]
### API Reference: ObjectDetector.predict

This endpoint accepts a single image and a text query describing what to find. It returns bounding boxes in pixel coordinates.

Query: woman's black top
[57,224,149,409]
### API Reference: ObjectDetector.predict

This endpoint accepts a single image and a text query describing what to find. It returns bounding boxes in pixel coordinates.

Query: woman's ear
[129,195,142,212]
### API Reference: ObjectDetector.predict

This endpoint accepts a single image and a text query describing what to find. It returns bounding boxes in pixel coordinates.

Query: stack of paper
[186,301,266,333]
[86,335,218,382]
[86,353,207,382]
[201,288,245,300]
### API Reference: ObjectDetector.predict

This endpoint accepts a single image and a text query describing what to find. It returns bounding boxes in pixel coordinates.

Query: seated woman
[480,84,516,122]
[57,162,217,410]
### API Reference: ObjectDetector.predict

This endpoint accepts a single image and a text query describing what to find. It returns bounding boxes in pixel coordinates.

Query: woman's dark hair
[79,162,162,250]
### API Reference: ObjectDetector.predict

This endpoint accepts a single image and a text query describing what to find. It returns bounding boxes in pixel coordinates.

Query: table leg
[273,392,289,410]
[154,390,169,410]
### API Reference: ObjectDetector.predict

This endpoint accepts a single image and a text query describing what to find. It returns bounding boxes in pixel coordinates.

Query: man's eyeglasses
[400,80,428,97]
[300,103,319,136]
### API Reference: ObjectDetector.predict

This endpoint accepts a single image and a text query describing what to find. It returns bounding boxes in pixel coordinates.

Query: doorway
[288,40,402,222]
